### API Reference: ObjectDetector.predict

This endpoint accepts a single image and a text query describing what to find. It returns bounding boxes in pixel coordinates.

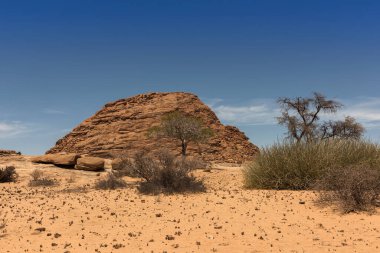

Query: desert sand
[1,156,379,253]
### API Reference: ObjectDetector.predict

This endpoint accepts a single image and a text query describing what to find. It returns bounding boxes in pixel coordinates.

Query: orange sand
[0,156,379,253]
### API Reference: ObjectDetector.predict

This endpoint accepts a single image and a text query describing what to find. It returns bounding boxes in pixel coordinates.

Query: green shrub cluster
[244,140,380,190]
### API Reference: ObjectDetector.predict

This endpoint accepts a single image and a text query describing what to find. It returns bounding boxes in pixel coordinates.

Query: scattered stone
[113,244,125,249]
[165,235,175,240]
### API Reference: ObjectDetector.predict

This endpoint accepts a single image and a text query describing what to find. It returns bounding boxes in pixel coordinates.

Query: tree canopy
[277,92,364,142]
[149,111,213,156]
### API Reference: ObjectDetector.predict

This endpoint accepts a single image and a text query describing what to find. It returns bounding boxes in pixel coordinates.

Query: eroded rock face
[47,92,259,163]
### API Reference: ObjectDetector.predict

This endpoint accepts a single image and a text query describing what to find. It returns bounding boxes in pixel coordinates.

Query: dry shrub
[95,172,127,190]
[0,166,18,183]
[60,186,89,194]
[112,151,139,178]
[30,169,43,181]
[315,165,380,213]
[28,169,57,187]
[123,150,205,194]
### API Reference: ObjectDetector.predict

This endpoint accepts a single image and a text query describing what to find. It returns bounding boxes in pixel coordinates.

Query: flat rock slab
[30,153,79,166]
[75,157,105,171]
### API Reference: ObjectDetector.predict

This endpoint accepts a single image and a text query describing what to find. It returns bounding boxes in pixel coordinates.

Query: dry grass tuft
[95,172,127,190]
[28,169,58,187]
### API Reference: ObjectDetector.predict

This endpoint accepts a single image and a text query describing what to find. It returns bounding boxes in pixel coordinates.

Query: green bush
[243,140,380,190]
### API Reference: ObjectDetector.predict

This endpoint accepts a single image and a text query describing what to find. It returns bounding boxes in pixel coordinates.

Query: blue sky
[0,0,379,154]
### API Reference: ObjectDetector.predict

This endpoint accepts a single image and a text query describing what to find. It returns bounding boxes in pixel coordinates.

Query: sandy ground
[0,156,379,253]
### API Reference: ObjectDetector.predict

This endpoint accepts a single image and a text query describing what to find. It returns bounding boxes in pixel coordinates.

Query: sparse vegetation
[0,166,18,183]
[28,169,58,187]
[246,93,372,212]
[315,165,380,213]
[244,140,380,190]
[95,172,127,190]
[149,111,213,156]
[120,149,205,194]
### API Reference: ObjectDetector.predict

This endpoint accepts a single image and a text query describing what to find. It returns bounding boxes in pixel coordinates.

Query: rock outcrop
[47,92,259,163]
[0,150,21,156]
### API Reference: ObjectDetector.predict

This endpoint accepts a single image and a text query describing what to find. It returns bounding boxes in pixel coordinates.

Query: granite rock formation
[47,92,259,163]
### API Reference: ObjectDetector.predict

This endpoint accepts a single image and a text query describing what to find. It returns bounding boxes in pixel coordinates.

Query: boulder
[31,153,79,166]
[75,157,105,171]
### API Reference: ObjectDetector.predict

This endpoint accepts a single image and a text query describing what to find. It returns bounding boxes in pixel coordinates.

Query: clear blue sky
[0,0,379,154]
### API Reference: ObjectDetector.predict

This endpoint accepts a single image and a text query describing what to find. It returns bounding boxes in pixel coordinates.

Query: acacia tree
[149,111,213,156]
[277,92,364,142]
[319,116,364,140]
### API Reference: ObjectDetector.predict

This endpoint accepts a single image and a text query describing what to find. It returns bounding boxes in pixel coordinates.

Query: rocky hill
[0,149,21,156]
[47,92,259,163]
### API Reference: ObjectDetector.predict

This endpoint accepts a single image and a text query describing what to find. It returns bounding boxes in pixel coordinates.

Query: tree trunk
[181,141,188,157]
